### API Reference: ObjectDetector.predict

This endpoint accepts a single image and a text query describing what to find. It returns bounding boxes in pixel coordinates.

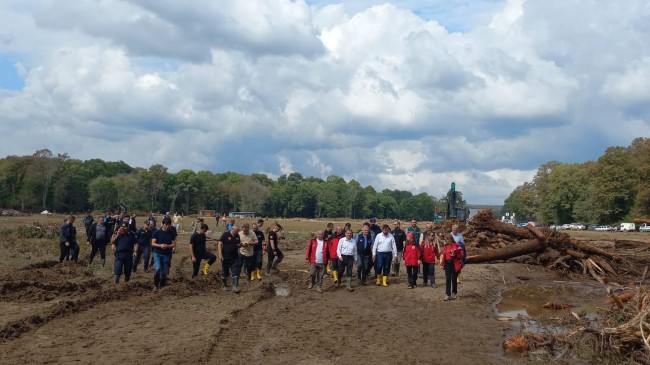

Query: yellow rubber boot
[251,271,256,281]
[382,275,389,287]
[376,275,382,286]
[201,263,210,276]
[332,270,339,284]
[256,269,263,280]
[327,263,331,274]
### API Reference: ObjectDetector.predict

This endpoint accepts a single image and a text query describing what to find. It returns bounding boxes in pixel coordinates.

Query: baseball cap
[369,217,377,223]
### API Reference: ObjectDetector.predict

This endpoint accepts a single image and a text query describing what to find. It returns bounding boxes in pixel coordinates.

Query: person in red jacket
[421,233,440,288]
[440,233,464,300]
[403,233,421,289]
[328,227,344,287]
[305,230,329,293]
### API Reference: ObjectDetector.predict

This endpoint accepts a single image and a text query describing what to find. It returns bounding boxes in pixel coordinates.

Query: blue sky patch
[0,55,24,90]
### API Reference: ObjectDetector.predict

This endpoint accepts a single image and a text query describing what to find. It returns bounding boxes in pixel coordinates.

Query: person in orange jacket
[403,233,420,289]
[421,233,440,288]
[440,233,464,301]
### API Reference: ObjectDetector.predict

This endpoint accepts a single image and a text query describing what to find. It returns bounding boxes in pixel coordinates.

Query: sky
[0,0,649,204]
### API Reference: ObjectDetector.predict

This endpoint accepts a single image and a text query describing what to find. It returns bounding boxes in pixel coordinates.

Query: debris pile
[15,222,60,239]
[0,209,29,217]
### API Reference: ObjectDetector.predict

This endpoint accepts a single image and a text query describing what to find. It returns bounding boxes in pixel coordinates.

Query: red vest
[305,238,330,264]
[403,243,420,266]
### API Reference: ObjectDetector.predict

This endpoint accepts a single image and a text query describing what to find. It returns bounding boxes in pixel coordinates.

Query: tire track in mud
[0,257,222,343]
[198,280,279,363]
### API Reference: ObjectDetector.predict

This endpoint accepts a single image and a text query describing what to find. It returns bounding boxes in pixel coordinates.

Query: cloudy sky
[1,0,649,204]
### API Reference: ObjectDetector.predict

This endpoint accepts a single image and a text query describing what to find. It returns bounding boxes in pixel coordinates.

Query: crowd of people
[59,213,466,300]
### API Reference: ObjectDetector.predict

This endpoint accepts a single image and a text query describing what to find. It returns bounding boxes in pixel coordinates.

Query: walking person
[391,221,406,277]
[189,223,217,278]
[173,212,182,233]
[372,225,397,287]
[82,211,94,238]
[403,233,420,289]
[441,234,464,301]
[110,222,137,284]
[421,233,440,288]
[328,227,344,287]
[305,230,329,293]
[133,220,152,273]
[59,215,79,263]
[87,215,109,268]
[337,229,357,292]
[266,224,284,274]
[151,216,177,291]
[451,224,467,283]
[238,224,258,283]
[252,222,265,280]
[218,225,242,293]
[355,225,373,285]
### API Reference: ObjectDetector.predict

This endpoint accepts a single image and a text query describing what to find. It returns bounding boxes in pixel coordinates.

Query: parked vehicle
[560,224,571,230]
[594,225,614,232]
[587,224,598,231]
[618,223,636,232]
[640,223,650,232]
[570,223,586,230]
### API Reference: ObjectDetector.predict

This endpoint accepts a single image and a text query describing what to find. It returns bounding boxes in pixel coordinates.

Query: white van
[618,223,636,232]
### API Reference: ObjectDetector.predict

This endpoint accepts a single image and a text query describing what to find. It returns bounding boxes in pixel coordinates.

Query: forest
[0,149,463,220]
[502,137,650,225]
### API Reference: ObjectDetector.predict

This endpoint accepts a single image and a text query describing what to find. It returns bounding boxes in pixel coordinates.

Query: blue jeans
[254,249,263,270]
[375,252,393,276]
[356,254,371,283]
[153,251,171,288]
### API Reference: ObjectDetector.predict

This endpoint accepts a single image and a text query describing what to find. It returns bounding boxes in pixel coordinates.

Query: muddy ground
[1,215,642,364]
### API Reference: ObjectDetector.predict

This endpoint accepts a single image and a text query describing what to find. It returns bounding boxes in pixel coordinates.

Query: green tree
[88,176,118,211]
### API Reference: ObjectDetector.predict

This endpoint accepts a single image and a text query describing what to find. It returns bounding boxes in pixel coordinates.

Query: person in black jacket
[133,220,153,273]
[59,215,79,263]
[356,224,374,285]
[87,215,110,268]
[110,222,137,284]
[391,220,407,277]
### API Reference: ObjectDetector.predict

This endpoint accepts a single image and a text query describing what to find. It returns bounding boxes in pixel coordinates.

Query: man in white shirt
[372,224,397,287]
[306,230,329,293]
[337,229,357,292]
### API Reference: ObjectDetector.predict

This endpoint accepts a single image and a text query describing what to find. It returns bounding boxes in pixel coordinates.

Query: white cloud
[0,0,649,205]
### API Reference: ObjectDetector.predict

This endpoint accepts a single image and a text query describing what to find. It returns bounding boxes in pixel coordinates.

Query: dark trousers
[133,244,151,272]
[341,255,354,278]
[406,265,418,285]
[356,254,371,283]
[375,252,393,276]
[191,250,217,277]
[114,252,133,281]
[444,260,458,296]
[422,262,435,284]
[221,257,242,279]
[89,241,107,264]
[59,243,79,262]
[240,254,256,278]
[266,249,284,272]
[254,249,263,270]
[330,258,340,277]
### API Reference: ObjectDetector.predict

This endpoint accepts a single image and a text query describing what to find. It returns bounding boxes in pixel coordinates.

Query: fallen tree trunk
[467,239,546,264]
[569,239,620,261]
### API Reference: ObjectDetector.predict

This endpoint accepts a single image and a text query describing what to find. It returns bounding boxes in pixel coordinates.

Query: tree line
[502,137,650,225]
[0,149,465,220]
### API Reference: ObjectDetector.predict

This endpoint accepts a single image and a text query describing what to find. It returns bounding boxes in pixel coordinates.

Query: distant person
[372,224,397,287]
[328,227,344,287]
[407,220,421,245]
[421,233,440,288]
[110,222,137,284]
[221,214,227,227]
[128,213,137,233]
[148,211,157,229]
[391,221,406,277]
[305,230,329,293]
[252,222,265,280]
[218,225,242,293]
[192,217,204,233]
[266,224,284,274]
[227,218,235,231]
[133,220,153,273]
[323,223,334,241]
[82,211,94,238]
[368,218,382,237]
[173,212,182,233]
[151,216,177,291]
[441,233,464,301]
[403,233,420,289]
[238,223,258,283]
[189,223,216,278]
[59,215,79,263]
[87,215,109,268]
[336,229,357,292]
[105,212,116,237]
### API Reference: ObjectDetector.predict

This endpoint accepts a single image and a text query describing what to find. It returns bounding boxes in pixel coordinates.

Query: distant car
[640,223,650,232]
[571,223,586,230]
[594,225,613,232]
[560,224,571,230]
[587,224,598,231]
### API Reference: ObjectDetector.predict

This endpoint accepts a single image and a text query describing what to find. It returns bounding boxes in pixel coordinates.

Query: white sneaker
[451,293,457,300]
[443,295,450,301]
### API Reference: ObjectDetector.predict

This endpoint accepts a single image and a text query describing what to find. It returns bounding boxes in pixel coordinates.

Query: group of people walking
[61,214,466,300]
[306,220,466,301]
